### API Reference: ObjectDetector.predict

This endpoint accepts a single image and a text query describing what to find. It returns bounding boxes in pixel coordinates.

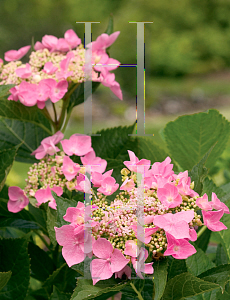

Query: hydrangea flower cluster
[0,30,122,108]
[7,132,229,284]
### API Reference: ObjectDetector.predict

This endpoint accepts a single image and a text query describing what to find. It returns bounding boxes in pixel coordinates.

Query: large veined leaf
[186,247,215,277]
[70,278,129,300]
[198,264,230,292]
[0,100,52,163]
[50,286,71,300]
[161,272,220,300]
[0,271,12,291]
[153,259,168,300]
[0,238,30,300]
[0,85,15,98]
[0,146,18,191]
[164,109,230,170]
[167,257,187,280]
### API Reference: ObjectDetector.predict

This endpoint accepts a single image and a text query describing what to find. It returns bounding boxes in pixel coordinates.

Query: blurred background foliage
[2,0,230,191]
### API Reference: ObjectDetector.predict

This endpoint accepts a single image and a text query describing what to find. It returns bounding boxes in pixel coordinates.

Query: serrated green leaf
[136,136,173,165]
[167,257,187,280]
[198,264,230,292]
[43,263,79,294]
[46,206,57,246]
[164,109,230,170]
[0,238,30,300]
[216,244,229,266]
[67,82,100,113]
[0,146,18,191]
[195,228,212,253]
[202,177,226,199]
[50,286,71,300]
[186,247,215,277]
[0,85,15,98]
[0,271,12,291]
[51,192,78,228]
[70,278,129,300]
[0,117,51,163]
[91,124,135,161]
[161,272,220,300]
[28,242,55,282]
[189,145,216,195]
[28,203,47,234]
[0,99,52,135]
[154,259,168,300]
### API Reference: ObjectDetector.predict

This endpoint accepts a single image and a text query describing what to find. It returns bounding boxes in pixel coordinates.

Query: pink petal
[90,259,112,285]
[93,238,113,259]
[110,248,129,273]
[4,45,31,61]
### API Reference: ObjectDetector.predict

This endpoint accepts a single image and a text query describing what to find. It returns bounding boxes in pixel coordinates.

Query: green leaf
[0,271,12,291]
[105,14,114,35]
[0,115,51,163]
[67,82,100,113]
[216,244,229,266]
[135,136,176,168]
[198,264,230,292]
[189,145,216,195]
[195,228,211,253]
[202,177,226,199]
[167,257,187,280]
[46,206,57,246]
[70,278,129,300]
[50,286,71,300]
[51,192,78,228]
[43,263,79,294]
[164,109,230,170]
[161,272,220,300]
[0,238,30,300]
[0,85,15,98]
[91,124,135,161]
[0,100,52,135]
[0,146,18,191]
[153,259,168,300]
[186,247,215,277]
[28,242,55,282]
[28,203,47,235]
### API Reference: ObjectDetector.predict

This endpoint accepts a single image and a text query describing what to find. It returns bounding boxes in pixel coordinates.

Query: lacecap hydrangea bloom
[0,30,122,108]
[7,132,229,284]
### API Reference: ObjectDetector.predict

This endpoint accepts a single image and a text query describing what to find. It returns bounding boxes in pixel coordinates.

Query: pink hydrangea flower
[149,157,174,179]
[64,29,81,49]
[31,131,64,159]
[153,210,194,240]
[75,173,92,194]
[115,265,132,280]
[55,225,87,267]
[157,183,182,209]
[8,186,29,213]
[17,82,38,106]
[91,238,129,285]
[42,35,58,52]
[43,62,58,75]
[91,170,113,187]
[164,233,196,259]
[202,210,227,231]
[81,150,107,174]
[87,31,120,52]
[123,150,150,173]
[4,45,31,61]
[210,193,230,214]
[124,240,139,257]
[196,193,212,211]
[62,156,80,181]
[16,63,32,78]
[120,178,135,192]
[61,134,93,156]
[97,176,119,196]
[35,186,63,209]
[43,79,68,103]
[131,248,154,279]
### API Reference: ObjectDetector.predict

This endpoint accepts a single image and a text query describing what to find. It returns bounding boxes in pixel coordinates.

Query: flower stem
[197,225,207,239]
[34,230,51,251]
[52,103,58,124]
[130,282,144,300]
